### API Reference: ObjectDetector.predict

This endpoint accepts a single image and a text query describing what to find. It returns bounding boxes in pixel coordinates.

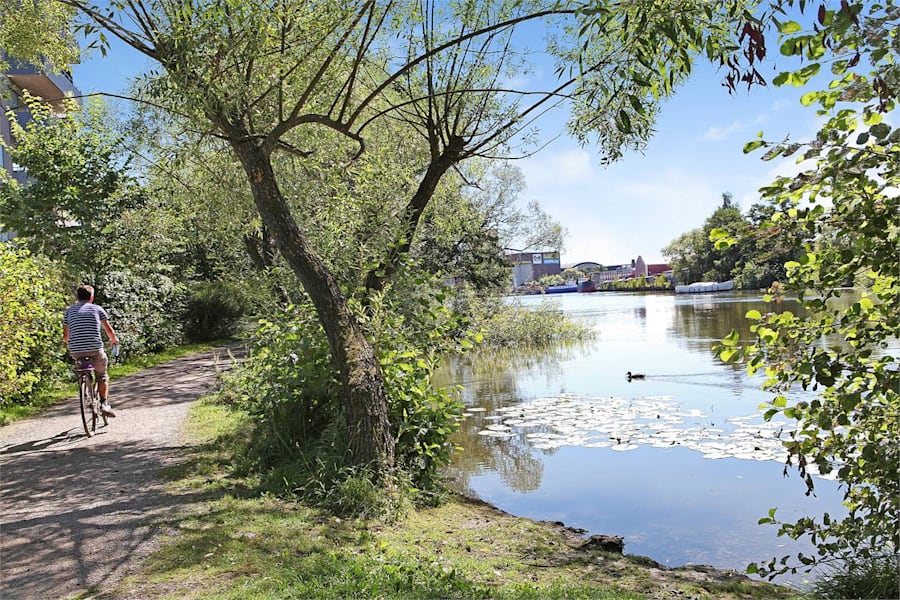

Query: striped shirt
[64,302,109,354]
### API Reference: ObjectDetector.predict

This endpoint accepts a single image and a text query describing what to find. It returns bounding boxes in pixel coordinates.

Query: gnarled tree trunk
[227,128,394,471]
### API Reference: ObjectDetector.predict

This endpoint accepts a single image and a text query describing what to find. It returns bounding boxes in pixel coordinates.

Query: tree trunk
[227,129,395,471]
[364,135,465,294]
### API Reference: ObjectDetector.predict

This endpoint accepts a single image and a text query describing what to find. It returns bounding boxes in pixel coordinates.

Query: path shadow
[0,343,247,599]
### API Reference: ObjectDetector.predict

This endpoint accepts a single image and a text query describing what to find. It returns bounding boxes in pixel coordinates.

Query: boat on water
[674,280,735,294]
[545,284,578,294]
[577,279,597,293]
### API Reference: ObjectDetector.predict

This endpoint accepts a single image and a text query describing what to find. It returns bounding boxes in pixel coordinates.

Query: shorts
[71,349,109,382]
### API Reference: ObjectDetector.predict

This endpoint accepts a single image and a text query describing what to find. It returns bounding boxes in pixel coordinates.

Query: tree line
[662,191,802,289]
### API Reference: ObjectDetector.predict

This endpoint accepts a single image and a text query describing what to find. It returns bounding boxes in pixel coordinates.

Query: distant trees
[662,191,801,288]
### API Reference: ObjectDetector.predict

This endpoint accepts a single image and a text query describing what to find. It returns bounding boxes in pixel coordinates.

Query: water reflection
[435,346,588,495]
[441,291,848,584]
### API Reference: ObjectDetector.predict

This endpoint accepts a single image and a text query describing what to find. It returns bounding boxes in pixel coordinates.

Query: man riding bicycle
[63,285,120,417]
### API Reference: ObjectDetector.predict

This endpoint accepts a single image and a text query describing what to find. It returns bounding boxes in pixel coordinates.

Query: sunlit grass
[110,398,800,600]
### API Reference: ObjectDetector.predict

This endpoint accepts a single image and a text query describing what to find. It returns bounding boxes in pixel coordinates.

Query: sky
[70,18,819,268]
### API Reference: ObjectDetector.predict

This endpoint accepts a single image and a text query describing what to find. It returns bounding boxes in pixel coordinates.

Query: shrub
[810,554,899,600]
[183,281,247,342]
[0,245,66,405]
[95,270,185,356]
[231,303,341,460]
[462,292,594,348]
[226,273,466,502]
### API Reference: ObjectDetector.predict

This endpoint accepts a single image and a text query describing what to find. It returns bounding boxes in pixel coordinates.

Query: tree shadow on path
[0,344,245,600]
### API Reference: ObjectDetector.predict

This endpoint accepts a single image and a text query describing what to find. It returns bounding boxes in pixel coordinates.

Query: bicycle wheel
[79,373,95,437]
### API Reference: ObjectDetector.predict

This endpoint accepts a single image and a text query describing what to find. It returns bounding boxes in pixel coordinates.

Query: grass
[0,339,236,425]
[105,398,800,600]
[809,554,899,599]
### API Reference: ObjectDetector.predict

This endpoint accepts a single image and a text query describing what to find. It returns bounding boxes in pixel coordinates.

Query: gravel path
[0,345,243,600]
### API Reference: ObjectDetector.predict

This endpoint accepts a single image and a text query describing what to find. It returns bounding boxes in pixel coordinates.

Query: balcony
[5,58,79,108]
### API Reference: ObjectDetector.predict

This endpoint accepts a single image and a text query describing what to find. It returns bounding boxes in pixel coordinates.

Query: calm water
[437,291,850,586]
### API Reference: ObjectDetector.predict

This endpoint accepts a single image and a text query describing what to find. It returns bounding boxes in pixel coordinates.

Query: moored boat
[545,284,578,294]
[577,279,597,293]
[674,280,735,294]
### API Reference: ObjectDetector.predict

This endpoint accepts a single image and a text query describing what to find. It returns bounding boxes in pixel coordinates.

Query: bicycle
[74,344,117,437]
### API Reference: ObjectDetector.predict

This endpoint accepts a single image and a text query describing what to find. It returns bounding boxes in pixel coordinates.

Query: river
[437,291,852,587]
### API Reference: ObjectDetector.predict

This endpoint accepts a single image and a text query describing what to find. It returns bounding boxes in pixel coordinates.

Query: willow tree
[44,0,746,472]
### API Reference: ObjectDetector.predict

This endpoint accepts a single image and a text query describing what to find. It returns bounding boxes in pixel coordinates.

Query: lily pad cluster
[466,395,837,479]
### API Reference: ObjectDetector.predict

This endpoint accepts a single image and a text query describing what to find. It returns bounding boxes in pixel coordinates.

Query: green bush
[810,554,899,600]
[463,292,594,348]
[232,303,341,460]
[184,281,247,342]
[95,270,185,356]
[225,273,466,502]
[0,245,66,405]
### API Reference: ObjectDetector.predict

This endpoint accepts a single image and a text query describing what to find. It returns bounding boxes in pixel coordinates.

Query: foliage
[362,282,466,494]
[661,227,708,284]
[94,270,185,357]
[183,281,247,342]
[711,0,900,580]
[0,93,142,275]
[465,292,594,349]
[460,161,566,255]
[662,193,752,284]
[230,303,341,460]
[414,197,511,292]
[567,1,757,161]
[809,552,899,600]
[0,244,65,405]
[228,275,465,495]
[0,0,78,75]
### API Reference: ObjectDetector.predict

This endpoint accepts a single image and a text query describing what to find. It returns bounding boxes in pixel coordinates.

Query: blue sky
[72,24,816,267]
[518,63,815,265]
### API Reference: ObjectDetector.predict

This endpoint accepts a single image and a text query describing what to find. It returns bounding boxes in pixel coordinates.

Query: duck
[626,371,645,381]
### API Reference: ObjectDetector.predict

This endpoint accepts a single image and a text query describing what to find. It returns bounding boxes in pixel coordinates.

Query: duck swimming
[626,371,645,381]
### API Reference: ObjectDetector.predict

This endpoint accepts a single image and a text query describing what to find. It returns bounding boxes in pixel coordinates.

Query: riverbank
[106,398,797,599]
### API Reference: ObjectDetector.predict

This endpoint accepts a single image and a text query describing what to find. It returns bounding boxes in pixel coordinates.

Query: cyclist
[63,284,120,417]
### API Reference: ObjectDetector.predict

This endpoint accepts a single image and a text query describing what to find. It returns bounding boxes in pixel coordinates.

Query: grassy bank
[0,340,235,425]
[103,398,798,600]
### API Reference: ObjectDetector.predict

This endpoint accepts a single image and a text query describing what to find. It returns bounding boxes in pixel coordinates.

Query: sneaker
[100,401,117,418]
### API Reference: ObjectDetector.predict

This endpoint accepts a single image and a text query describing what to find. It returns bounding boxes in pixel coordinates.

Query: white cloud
[523,148,594,188]
[700,120,746,141]
[521,153,726,264]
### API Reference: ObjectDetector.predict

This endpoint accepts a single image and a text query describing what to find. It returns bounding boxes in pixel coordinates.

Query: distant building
[507,251,562,287]
[510,252,673,288]
[588,255,673,283]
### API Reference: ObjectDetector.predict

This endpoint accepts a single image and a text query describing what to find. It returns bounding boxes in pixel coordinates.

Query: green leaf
[722,329,740,347]
[720,347,740,362]
[778,20,802,34]
[800,91,819,106]
[745,309,762,320]
[743,140,766,153]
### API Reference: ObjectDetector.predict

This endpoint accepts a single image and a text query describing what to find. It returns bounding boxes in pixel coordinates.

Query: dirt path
[0,345,243,600]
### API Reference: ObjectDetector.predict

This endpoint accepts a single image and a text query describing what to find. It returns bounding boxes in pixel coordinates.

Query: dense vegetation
[662,192,801,288]
[660,2,899,593]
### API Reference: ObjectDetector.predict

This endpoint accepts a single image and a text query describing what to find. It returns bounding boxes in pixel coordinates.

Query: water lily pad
[611,444,639,451]
[478,430,514,438]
